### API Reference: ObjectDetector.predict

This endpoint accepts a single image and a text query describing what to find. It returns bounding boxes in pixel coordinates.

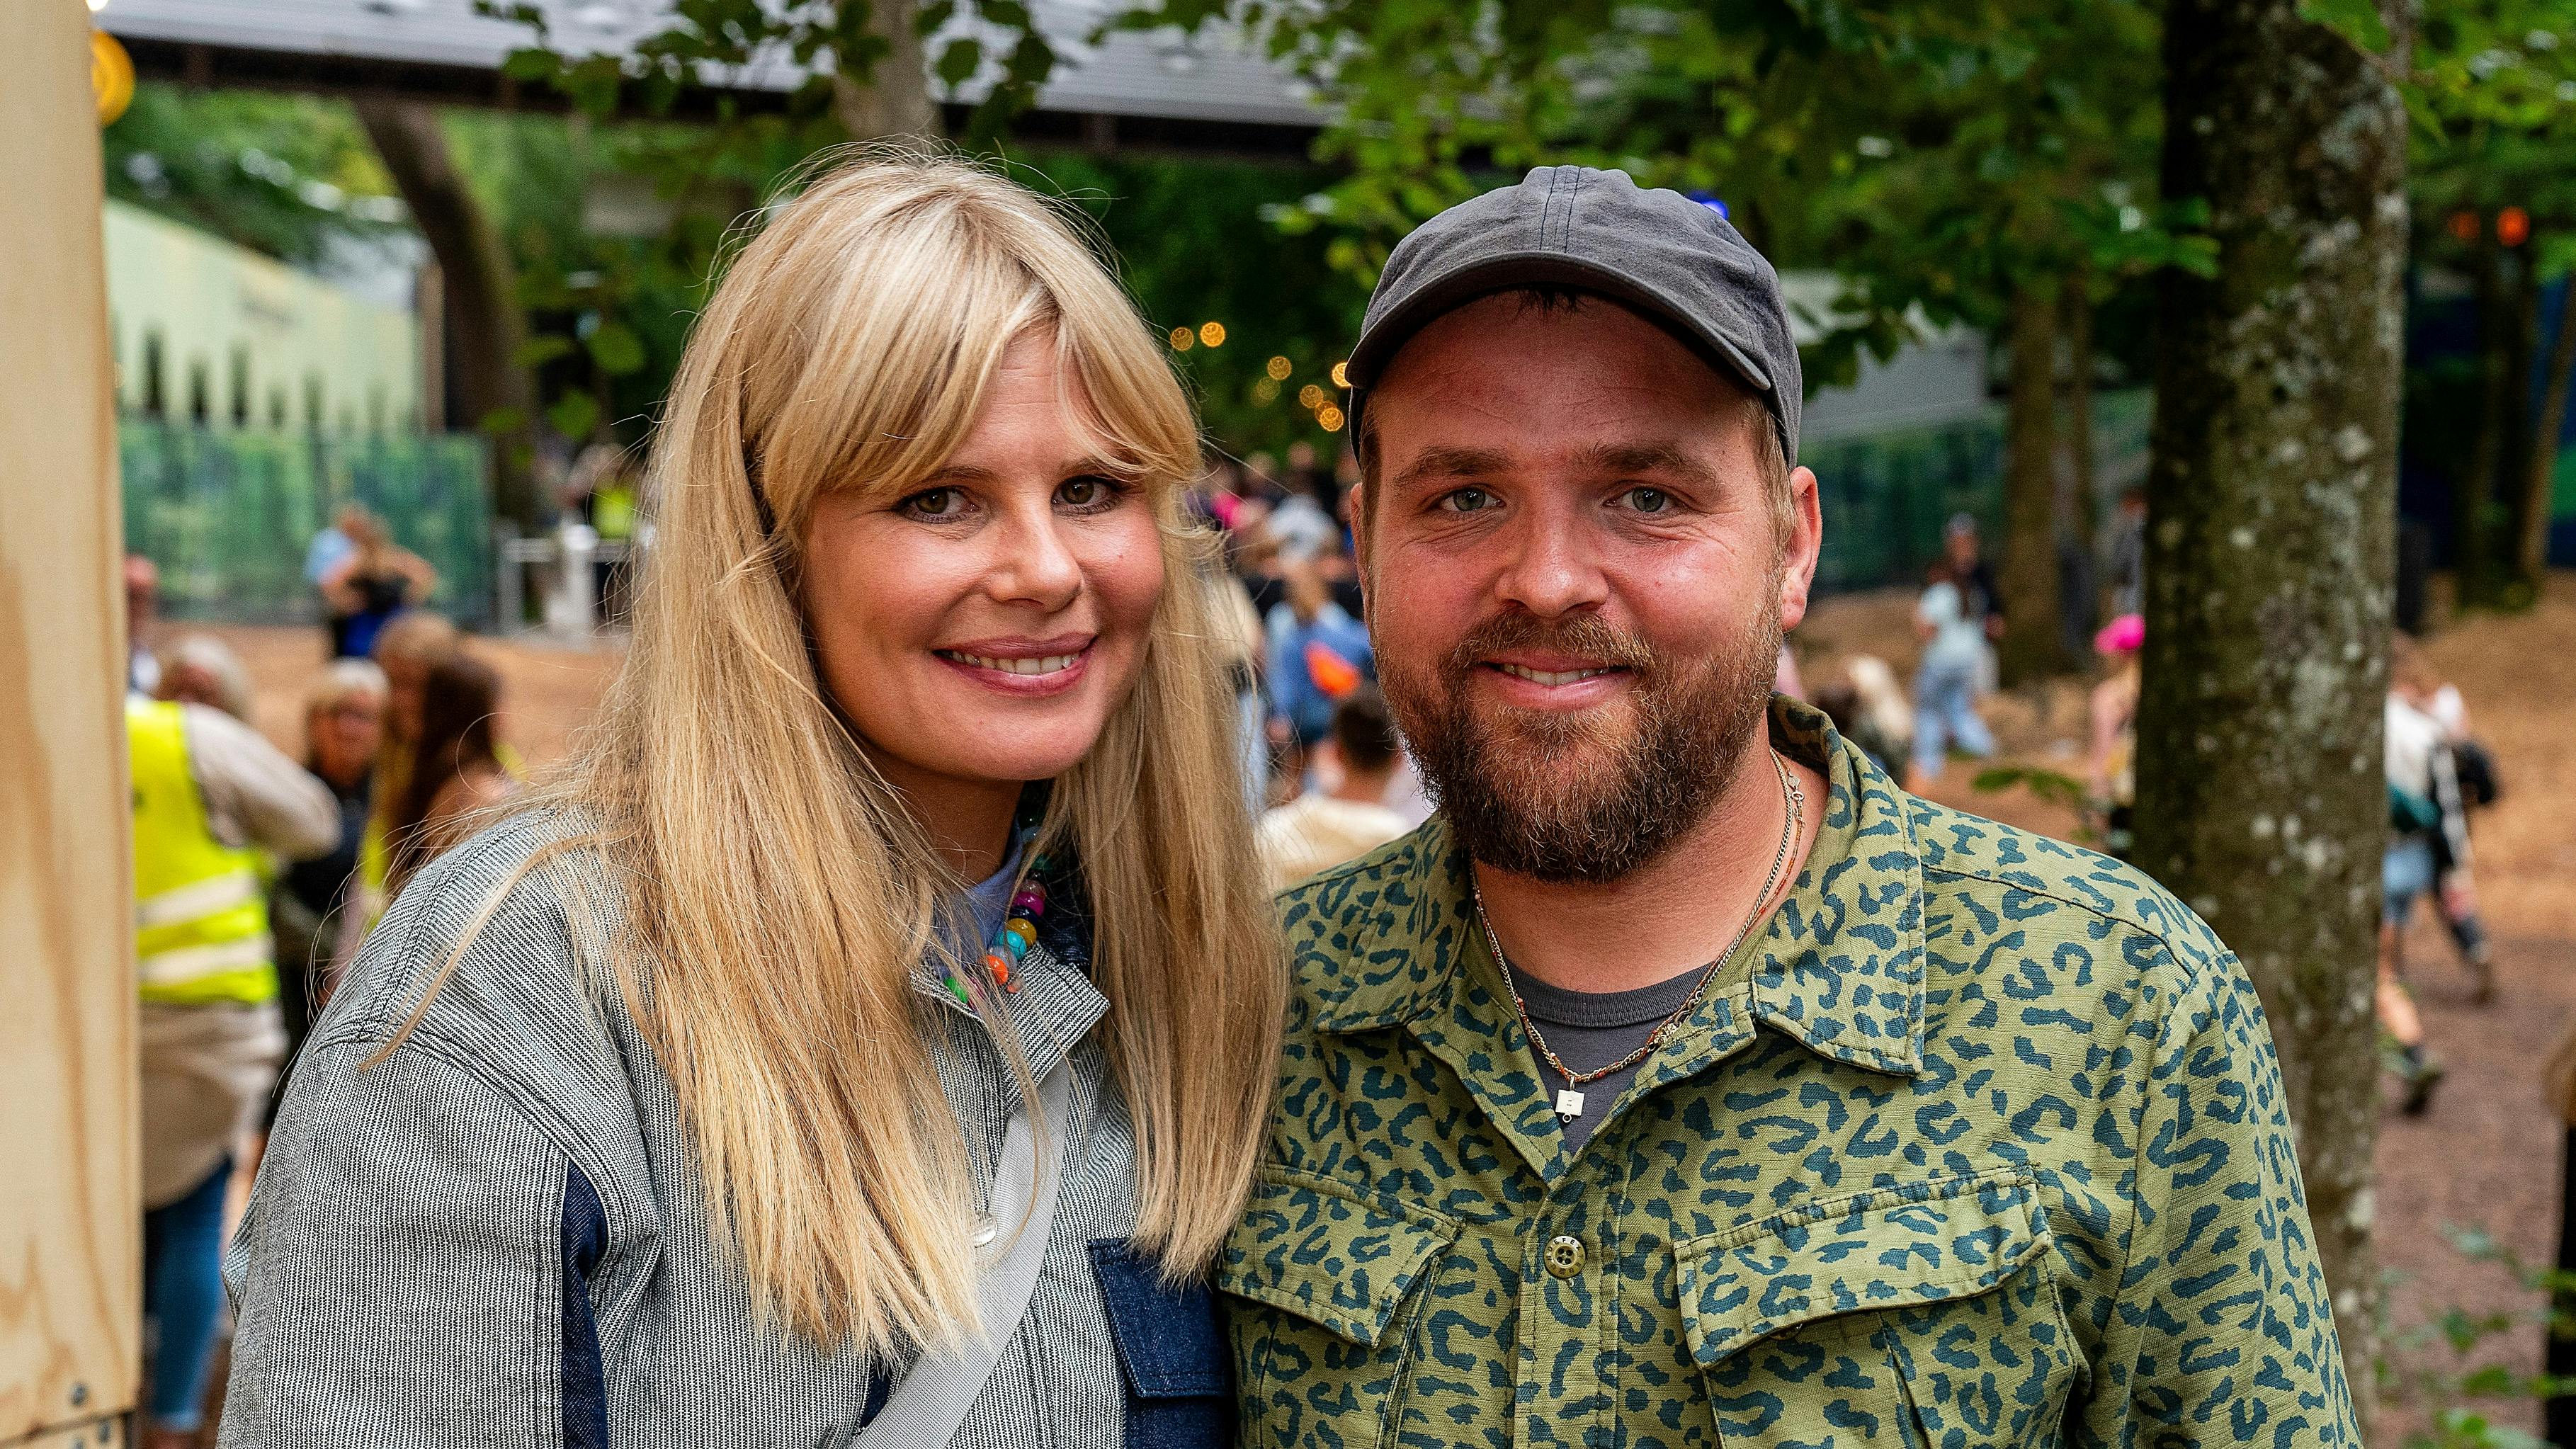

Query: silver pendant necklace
[1475,749,1804,1122]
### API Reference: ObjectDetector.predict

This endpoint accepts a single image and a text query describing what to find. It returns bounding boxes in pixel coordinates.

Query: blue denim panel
[562,1164,610,1449]
[1086,1239,1234,1449]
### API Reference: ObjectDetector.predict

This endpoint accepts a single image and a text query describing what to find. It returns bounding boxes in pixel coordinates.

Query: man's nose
[1492,508,1610,618]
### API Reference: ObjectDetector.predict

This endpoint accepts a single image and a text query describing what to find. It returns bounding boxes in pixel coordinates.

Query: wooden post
[0,4,142,1443]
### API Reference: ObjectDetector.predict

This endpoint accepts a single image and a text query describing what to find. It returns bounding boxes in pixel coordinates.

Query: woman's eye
[1438,487,1495,514]
[1621,487,1672,514]
[1057,475,1121,510]
[899,487,965,520]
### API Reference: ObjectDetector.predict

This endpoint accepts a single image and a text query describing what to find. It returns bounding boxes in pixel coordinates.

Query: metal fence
[1805,389,2152,595]
[119,420,494,629]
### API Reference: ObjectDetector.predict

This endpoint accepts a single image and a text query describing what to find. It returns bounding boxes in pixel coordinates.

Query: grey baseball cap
[1346,165,1802,460]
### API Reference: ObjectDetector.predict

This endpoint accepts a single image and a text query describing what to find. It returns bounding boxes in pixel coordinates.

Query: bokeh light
[1199,321,1227,347]
[1329,361,1349,388]
[2500,207,2531,246]
[1317,406,1346,433]
[1266,355,1293,380]
[1169,326,1194,351]
[1252,377,1280,403]
[1298,383,1326,409]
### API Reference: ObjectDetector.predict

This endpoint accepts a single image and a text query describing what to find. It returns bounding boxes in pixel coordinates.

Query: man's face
[1356,294,1821,882]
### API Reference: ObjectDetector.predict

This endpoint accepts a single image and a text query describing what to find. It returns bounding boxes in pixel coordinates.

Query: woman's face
[802,331,1167,807]
[312,695,383,786]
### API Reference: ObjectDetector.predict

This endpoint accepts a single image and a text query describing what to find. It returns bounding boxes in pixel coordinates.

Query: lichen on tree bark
[2135,0,2408,1430]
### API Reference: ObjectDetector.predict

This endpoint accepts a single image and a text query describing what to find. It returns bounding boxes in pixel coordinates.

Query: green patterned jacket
[1220,699,2356,1448]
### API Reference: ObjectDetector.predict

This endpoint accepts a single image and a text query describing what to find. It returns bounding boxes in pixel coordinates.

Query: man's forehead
[1381,438,1726,493]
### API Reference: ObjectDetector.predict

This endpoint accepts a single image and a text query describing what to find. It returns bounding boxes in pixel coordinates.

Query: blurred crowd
[1184,443,1431,892]
[121,552,510,1448]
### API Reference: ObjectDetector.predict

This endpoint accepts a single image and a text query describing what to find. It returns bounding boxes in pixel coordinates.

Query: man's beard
[1380,604,1782,885]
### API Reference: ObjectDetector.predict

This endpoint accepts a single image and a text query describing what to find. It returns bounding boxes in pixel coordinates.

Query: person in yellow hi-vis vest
[129,691,335,1449]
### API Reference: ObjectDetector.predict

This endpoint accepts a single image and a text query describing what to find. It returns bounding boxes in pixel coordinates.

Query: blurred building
[106,198,426,437]
[1784,272,1992,443]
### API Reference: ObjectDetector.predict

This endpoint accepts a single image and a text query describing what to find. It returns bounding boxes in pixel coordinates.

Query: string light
[1266,355,1293,380]
[1198,321,1227,347]
[1169,326,1194,351]
[1298,383,1326,409]
[1329,361,1349,387]
[1317,405,1346,432]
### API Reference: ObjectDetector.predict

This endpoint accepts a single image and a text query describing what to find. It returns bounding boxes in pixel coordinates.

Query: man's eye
[1439,488,1494,513]
[1621,487,1671,514]
[900,487,963,520]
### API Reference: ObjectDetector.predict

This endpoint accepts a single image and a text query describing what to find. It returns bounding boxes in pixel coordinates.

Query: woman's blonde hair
[389,152,1284,1356]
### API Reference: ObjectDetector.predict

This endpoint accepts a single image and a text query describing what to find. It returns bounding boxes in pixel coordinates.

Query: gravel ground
[195,620,623,772]
[194,576,2575,1441]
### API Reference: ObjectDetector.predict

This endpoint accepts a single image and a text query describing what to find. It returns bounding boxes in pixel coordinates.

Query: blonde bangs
[402,149,1282,1358]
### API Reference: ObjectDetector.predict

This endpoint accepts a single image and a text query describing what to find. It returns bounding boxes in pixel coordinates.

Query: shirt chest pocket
[1215,1169,1461,1449]
[1672,1171,2081,1449]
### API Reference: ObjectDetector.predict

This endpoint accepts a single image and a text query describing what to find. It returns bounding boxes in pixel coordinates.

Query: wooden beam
[0,4,141,1441]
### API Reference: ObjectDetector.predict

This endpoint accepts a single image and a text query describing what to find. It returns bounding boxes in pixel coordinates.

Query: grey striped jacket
[219,809,1232,1448]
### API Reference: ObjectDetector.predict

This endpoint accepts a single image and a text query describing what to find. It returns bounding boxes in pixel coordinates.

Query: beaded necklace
[1473,749,1803,1121]
[942,844,1050,1007]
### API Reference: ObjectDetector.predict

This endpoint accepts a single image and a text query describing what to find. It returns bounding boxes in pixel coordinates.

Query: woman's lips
[933,640,1094,696]
[937,649,1085,676]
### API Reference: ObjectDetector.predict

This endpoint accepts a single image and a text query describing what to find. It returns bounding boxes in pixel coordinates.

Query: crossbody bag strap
[854,1061,1077,1445]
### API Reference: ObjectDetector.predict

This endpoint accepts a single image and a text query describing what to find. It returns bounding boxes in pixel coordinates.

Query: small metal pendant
[1555,1089,1587,1120]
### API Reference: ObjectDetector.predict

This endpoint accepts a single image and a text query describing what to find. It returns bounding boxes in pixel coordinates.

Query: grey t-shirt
[1517,965,1707,1154]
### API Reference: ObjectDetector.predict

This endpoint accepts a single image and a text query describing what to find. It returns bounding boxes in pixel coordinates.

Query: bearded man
[1218,168,2357,1448]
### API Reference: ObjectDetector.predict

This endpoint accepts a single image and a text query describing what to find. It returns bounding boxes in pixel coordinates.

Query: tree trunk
[2460,232,2508,609]
[2063,273,2101,657]
[2066,274,2099,550]
[2495,248,2543,606]
[2519,270,2576,591]
[831,0,936,142]
[2136,0,2408,1431]
[1999,278,2065,683]
[355,98,539,528]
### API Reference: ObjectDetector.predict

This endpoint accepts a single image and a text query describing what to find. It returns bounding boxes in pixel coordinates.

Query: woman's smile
[934,634,1096,695]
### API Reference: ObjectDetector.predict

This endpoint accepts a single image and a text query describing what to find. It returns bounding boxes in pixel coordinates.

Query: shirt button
[970,1216,999,1249]
[1544,1234,1584,1279]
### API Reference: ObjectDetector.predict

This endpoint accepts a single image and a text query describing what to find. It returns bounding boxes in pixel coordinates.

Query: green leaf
[935,37,985,89]
[514,335,579,369]
[585,322,647,377]
[2298,0,2394,55]
[547,391,601,441]
[500,47,562,84]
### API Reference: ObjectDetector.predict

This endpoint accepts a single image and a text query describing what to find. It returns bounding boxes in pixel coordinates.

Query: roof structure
[97,0,1325,155]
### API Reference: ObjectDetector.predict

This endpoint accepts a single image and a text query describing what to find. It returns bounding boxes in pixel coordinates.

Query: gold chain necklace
[1473,749,1804,1122]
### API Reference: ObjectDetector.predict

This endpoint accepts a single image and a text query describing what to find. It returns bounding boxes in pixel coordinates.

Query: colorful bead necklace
[943,851,1050,1006]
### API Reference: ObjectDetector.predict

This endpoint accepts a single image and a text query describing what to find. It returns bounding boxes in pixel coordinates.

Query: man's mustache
[1443,613,1657,680]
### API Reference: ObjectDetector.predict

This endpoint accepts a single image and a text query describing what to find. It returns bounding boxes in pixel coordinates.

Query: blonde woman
[220,156,1285,1449]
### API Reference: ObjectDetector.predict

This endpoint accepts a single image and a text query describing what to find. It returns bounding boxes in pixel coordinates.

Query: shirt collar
[914,851,1107,1085]
[1307,696,1929,1081]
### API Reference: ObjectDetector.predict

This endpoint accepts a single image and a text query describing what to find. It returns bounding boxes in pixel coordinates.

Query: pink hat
[2094,613,2145,656]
